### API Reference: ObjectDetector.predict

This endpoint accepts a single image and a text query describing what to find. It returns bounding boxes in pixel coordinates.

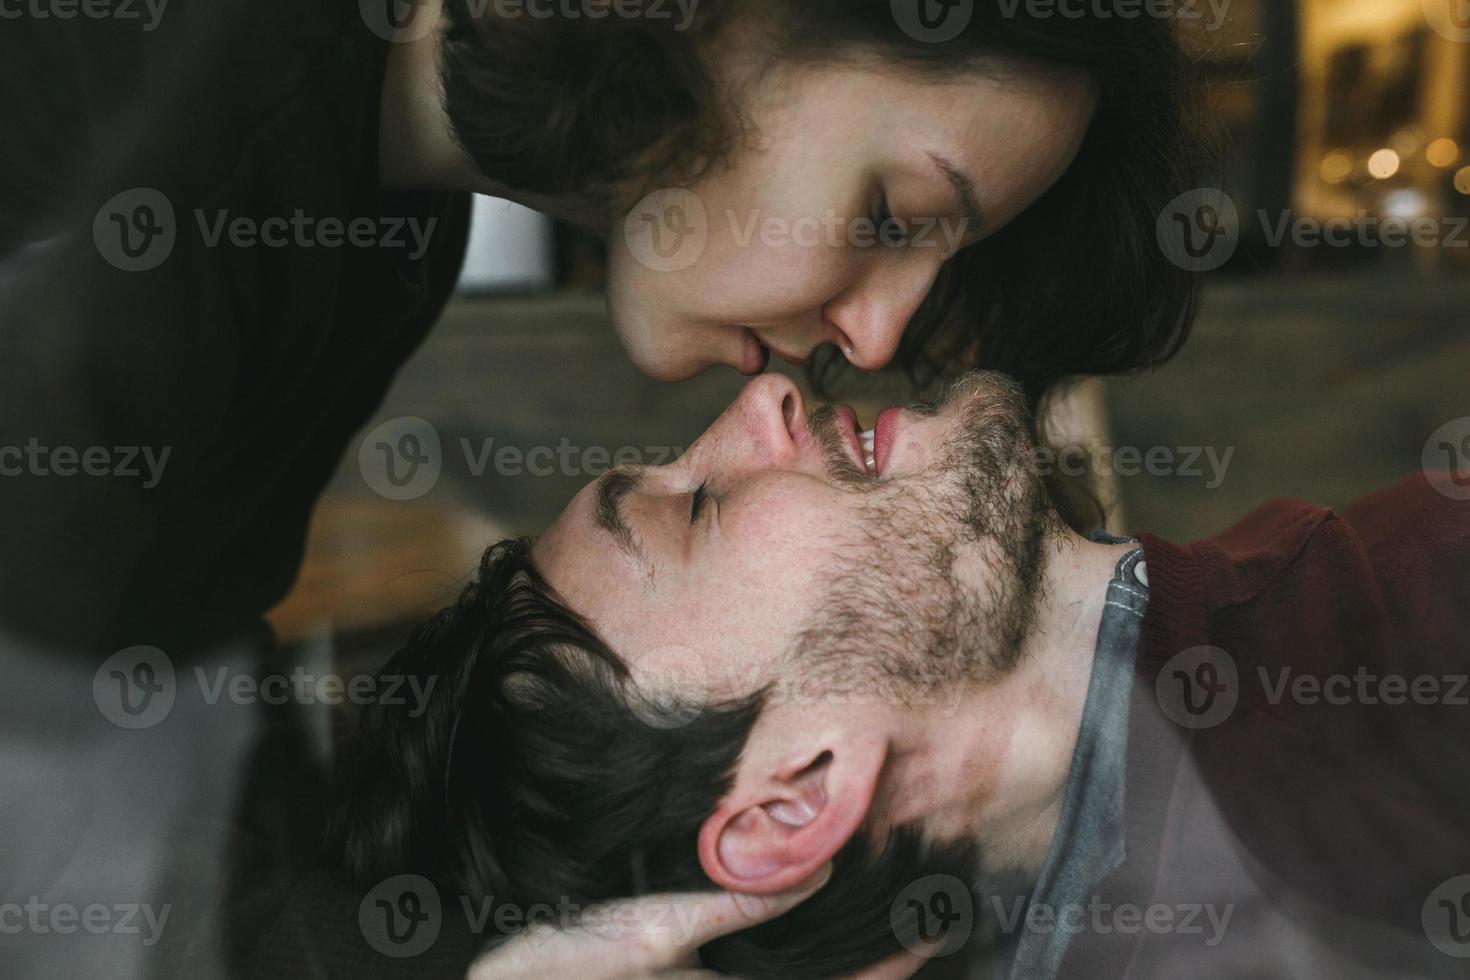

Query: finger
[835,945,934,980]
[469,866,835,979]
[669,862,834,953]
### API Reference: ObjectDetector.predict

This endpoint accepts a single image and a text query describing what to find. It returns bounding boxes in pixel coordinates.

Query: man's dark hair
[330,538,981,978]
[439,0,1215,405]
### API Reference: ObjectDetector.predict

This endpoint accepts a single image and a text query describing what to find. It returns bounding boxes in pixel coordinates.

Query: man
[333,372,1470,978]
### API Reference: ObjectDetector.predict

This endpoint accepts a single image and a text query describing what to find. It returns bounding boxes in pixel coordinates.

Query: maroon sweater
[1058,472,1470,979]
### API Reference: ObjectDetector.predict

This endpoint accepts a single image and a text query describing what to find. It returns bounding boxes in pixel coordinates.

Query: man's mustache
[806,405,871,486]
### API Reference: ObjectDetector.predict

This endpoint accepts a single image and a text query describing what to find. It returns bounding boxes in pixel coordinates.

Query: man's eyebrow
[593,466,647,563]
[930,152,985,238]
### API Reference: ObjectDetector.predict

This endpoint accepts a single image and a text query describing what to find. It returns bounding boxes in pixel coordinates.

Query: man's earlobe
[697,737,886,895]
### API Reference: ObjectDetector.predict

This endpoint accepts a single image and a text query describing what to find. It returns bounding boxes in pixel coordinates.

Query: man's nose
[725,373,806,464]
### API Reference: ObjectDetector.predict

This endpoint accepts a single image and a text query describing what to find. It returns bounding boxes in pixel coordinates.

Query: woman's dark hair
[330,538,980,978]
[439,0,1214,406]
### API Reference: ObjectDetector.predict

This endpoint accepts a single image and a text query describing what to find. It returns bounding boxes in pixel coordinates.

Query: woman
[385,0,1206,404]
[366,2,1209,977]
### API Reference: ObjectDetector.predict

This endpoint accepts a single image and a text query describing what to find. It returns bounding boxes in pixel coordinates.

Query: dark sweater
[0,0,470,654]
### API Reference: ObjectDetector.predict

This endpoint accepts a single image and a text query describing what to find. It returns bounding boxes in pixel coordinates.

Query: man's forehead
[531,467,640,587]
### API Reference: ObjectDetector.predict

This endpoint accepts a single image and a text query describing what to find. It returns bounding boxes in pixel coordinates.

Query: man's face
[532,372,1056,708]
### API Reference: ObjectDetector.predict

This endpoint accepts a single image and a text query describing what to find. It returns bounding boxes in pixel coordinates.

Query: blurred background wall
[267,0,1470,669]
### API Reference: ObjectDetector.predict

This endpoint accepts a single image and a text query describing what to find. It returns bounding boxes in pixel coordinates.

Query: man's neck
[884,533,1135,881]
[377,0,603,230]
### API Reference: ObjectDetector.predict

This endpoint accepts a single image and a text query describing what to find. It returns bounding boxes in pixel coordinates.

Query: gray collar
[999,545,1149,980]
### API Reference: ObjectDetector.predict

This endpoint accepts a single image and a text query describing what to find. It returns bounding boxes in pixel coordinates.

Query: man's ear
[697,733,887,895]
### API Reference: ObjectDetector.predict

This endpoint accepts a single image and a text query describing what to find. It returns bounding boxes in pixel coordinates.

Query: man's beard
[792,372,1057,707]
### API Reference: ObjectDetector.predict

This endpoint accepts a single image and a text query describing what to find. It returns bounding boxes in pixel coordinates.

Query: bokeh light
[1367,149,1401,180]
[1391,127,1424,157]
[1426,138,1460,169]
[1320,150,1353,184]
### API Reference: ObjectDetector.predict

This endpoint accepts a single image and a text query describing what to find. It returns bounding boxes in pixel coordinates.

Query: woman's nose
[824,256,945,372]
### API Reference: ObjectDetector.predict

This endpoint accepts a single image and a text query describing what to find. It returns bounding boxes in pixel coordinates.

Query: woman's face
[606,53,1097,382]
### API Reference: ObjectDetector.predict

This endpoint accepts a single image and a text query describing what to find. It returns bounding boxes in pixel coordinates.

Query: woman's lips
[874,406,903,477]
[739,329,770,376]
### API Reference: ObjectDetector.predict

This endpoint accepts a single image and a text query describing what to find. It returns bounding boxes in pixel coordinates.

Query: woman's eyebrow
[930,151,985,236]
[593,466,648,564]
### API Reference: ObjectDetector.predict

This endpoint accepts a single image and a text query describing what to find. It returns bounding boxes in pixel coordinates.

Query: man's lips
[831,405,873,476]
[873,406,903,477]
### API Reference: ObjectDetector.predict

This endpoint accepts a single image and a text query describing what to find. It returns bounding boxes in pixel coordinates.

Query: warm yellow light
[1320,150,1353,184]
[1427,138,1461,169]
[1455,166,1470,196]
[1368,149,1401,180]
[1391,127,1424,157]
